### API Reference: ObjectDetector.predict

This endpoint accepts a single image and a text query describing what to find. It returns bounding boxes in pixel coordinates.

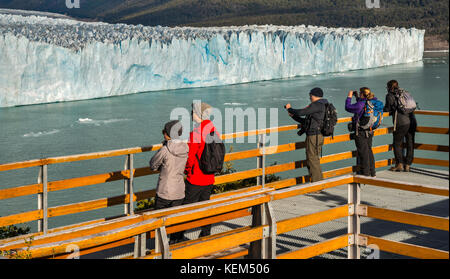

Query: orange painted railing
[0,110,448,259]
[0,111,448,231]
[0,174,448,259]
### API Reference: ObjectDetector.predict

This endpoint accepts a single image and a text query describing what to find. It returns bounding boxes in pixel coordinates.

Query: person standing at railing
[383,80,418,172]
[285,88,329,182]
[172,101,222,243]
[345,88,383,177]
[149,120,189,243]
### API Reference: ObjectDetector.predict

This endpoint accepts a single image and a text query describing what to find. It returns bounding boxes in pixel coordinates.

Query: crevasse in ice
[0,13,424,107]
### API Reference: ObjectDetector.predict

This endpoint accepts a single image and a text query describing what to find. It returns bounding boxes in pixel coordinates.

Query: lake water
[0,53,448,231]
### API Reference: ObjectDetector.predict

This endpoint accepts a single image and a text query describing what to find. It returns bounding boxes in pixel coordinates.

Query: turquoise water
[0,53,448,230]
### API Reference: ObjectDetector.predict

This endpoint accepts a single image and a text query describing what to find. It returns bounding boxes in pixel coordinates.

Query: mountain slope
[0,0,448,47]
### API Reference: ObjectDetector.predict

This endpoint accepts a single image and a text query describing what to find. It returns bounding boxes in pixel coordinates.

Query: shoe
[389,163,404,172]
[404,165,411,172]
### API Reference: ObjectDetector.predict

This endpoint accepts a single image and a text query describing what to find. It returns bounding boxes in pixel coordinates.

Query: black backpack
[197,131,226,174]
[321,103,338,138]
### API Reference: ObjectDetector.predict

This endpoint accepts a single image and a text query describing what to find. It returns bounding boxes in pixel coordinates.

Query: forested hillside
[1,0,448,49]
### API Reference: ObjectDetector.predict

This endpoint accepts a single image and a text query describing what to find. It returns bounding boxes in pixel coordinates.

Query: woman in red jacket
[172,102,218,243]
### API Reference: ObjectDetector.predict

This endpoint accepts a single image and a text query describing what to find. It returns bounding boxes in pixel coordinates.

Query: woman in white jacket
[149,120,189,210]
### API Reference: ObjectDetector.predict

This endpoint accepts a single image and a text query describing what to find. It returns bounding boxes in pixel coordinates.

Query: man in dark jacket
[285,88,328,182]
[383,80,417,172]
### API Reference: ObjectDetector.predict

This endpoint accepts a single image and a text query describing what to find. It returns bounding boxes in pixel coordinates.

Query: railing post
[348,182,361,259]
[257,134,266,188]
[124,154,134,215]
[133,232,147,258]
[154,226,171,259]
[248,199,276,259]
[37,164,48,234]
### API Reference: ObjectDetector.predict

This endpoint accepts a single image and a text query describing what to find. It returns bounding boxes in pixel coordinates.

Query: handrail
[354,176,449,196]
[359,205,449,231]
[0,110,448,233]
[3,174,448,259]
[358,234,449,259]
[0,110,448,255]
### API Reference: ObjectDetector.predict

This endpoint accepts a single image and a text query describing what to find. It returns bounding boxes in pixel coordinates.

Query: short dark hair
[309,87,323,97]
[163,120,183,139]
[387,80,399,92]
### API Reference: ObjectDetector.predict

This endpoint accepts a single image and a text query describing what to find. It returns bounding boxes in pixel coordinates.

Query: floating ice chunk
[77,118,130,126]
[23,129,60,137]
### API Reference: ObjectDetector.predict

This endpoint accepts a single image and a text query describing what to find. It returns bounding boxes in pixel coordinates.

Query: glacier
[0,13,424,107]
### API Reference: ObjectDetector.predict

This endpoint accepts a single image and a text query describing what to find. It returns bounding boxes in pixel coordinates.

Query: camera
[297,127,306,137]
[352,91,358,97]
[296,118,308,136]
[347,122,355,132]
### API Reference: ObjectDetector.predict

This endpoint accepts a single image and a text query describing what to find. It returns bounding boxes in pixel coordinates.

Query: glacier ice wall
[0,13,424,107]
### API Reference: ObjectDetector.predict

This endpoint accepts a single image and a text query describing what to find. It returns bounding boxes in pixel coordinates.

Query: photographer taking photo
[285,87,330,182]
[345,88,383,177]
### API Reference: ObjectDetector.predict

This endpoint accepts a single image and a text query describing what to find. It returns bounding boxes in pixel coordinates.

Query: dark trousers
[172,181,214,240]
[354,130,376,176]
[393,123,416,166]
[154,195,184,241]
[154,195,184,210]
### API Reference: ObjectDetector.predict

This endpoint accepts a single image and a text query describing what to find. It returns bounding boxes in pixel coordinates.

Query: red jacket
[185,120,219,186]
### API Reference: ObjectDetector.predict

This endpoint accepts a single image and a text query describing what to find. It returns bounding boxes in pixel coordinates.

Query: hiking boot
[404,165,411,172]
[389,163,404,172]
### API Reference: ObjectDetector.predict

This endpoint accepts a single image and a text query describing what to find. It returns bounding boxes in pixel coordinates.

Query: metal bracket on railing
[348,234,355,246]
[356,205,368,216]
[133,232,147,258]
[265,201,277,259]
[348,204,355,216]
[37,165,48,234]
[248,200,276,259]
[357,235,368,247]
[155,226,171,259]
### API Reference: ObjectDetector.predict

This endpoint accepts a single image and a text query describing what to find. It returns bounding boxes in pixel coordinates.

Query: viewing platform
[196,168,448,259]
[0,110,448,259]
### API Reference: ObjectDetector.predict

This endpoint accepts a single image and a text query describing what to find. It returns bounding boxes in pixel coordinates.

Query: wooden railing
[0,174,448,259]
[0,110,448,259]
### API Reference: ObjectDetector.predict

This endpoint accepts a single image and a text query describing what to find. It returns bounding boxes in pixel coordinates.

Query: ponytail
[360,87,375,100]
